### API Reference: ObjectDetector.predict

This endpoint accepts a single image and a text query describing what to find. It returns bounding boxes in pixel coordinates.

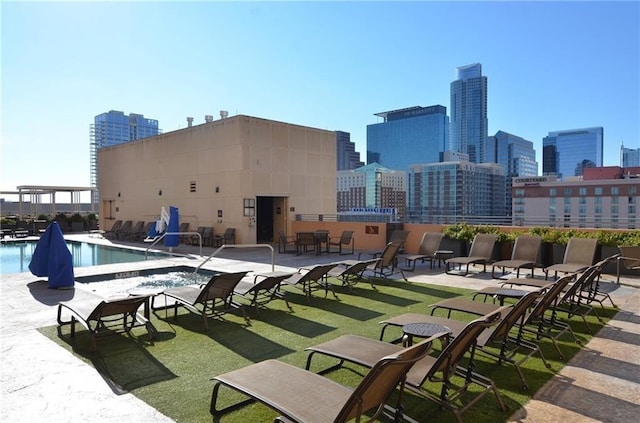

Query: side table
[402,322,452,347]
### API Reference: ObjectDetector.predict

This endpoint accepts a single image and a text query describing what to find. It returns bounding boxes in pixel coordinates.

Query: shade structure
[164,206,180,247]
[28,221,74,289]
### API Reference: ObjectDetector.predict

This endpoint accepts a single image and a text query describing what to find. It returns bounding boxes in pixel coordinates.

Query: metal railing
[144,231,202,258]
[196,244,275,273]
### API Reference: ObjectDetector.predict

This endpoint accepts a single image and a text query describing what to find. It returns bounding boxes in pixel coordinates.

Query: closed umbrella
[29,221,74,289]
[164,206,180,248]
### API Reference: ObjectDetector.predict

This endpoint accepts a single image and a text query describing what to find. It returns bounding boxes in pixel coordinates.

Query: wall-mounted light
[158,189,162,196]
[215,186,220,193]
[117,192,121,197]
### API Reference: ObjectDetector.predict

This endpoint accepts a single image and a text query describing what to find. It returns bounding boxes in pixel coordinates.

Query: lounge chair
[277,230,297,253]
[210,337,435,422]
[127,221,146,242]
[282,263,338,303]
[400,232,445,271]
[617,245,640,284]
[365,242,406,281]
[491,235,541,278]
[325,258,378,291]
[152,271,249,330]
[104,220,122,239]
[222,227,236,244]
[427,289,550,389]
[577,254,619,309]
[116,220,133,240]
[554,263,604,334]
[543,237,598,280]
[232,271,295,316]
[328,230,355,255]
[201,227,215,247]
[178,222,190,244]
[305,311,507,423]
[57,294,154,351]
[446,233,497,276]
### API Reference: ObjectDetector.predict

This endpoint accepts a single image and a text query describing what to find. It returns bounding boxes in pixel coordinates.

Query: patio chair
[152,271,249,331]
[104,220,122,239]
[446,233,497,276]
[519,274,581,360]
[617,245,640,284]
[328,230,355,255]
[215,227,236,246]
[232,271,295,316]
[295,232,318,255]
[126,221,146,242]
[201,227,215,247]
[305,311,507,423]
[400,232,445,271]
[365,242,406,281]
[554,263,604,334]
[491,235,542,278]
[543,237,598,280]
[577,254,619,309]
[178,222,190,244]
[116,220,133,240]
[57,294,154,352]
[282,263,338,303]
[325,258,379,291]
[210,337,435,423]
[277,230,297,253]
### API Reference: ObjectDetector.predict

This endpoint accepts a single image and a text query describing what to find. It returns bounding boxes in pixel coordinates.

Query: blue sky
[2,1,639,202]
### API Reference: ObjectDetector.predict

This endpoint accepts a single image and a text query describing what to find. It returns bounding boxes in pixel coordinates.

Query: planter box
[440,237,467,257]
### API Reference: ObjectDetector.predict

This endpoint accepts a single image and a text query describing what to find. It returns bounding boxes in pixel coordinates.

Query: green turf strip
[39,278,616,423]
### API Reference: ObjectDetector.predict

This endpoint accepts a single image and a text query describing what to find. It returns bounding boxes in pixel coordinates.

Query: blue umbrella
[29,221,74,289]
[164,206,180,247]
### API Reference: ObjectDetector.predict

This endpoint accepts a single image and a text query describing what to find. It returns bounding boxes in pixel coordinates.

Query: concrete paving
[1,235,638,422]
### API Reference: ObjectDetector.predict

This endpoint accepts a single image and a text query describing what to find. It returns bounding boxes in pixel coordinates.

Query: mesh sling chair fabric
[543,237,598,280]
[232,271,296,316]
[400,232,445,271]
[328,230,355,255]
[57,294,154,351]
[152,271,249,331]
[282,263,338,304]
[446,233,497,276]
[491,235,542,279]
[210,337,435,423]
[305,311,508,423]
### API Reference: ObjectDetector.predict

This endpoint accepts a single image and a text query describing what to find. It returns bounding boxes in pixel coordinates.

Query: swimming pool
[0,240,170,275]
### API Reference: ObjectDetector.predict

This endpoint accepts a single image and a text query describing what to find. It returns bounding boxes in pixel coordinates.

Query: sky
[1,0,639,203]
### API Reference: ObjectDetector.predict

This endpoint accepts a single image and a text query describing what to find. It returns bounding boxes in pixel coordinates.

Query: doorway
[256,196,288,243]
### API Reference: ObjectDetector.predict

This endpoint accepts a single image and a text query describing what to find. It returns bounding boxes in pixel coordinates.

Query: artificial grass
[40,277,616,423]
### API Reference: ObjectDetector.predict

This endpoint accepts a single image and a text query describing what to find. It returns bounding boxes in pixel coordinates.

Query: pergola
[0,185,96,219]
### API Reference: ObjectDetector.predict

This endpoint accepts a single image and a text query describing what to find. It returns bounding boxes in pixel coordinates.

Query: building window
[564,188,572,196]
[579,187,587,196]
[630,186,638,195]
[515,189,524,197]
[611,186,619,195]
[549,188,556,197]
[243,198,255,216]
[594,187,602,195]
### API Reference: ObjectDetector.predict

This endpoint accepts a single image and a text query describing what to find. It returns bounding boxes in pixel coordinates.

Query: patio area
[1,235,639,422]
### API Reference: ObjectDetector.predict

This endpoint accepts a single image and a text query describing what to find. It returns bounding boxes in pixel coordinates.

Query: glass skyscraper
[90,110,160,203]
[450,63,488,164]
[542,127,603,179]
[621,144,640,167]
[366,105,448,172]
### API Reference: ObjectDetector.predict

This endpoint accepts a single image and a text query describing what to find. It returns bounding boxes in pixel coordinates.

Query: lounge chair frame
[543,237,598,280]
[366,242,406,281]
[305,312,507,423]
[326,259,378,291]
[616,245,640,284]
[446,234,497,276]
[211,338,435,423]
[491,235,541,279]
[232,271,295,316]
[328,230,355,255]
[57,295,154,351]
[282,263,338,303]
[153,271,249,330]
[400,232,445,271]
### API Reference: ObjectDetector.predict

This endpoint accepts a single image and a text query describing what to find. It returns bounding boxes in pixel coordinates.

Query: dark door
[257,197,274,243]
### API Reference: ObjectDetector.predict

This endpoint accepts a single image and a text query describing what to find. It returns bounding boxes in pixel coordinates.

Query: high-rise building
[336,131,364,171]
[407,152,506,223]
[486,130,538,216]
[450,63,488,164]
[621,143,640,167]
[90,110,160,203]
[366,105,449,172]
[337,163,406,219]
[542,127,603,180]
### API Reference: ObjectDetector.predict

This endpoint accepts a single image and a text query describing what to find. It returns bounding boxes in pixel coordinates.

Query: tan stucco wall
[98,115,336,243]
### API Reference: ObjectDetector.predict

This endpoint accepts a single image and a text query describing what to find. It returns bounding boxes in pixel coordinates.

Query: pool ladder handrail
[196,244,275,273]
[144,231,203,258]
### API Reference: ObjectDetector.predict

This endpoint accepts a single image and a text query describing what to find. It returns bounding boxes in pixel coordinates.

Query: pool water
[0,240,169,275]
[78,270,214,298]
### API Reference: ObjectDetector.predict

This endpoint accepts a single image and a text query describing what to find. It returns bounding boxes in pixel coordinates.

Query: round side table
[402,322,452,347]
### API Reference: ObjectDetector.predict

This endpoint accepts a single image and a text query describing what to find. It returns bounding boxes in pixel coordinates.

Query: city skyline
[2,1,639,202]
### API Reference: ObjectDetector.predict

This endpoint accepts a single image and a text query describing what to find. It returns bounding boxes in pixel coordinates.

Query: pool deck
[1,235,639,422]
